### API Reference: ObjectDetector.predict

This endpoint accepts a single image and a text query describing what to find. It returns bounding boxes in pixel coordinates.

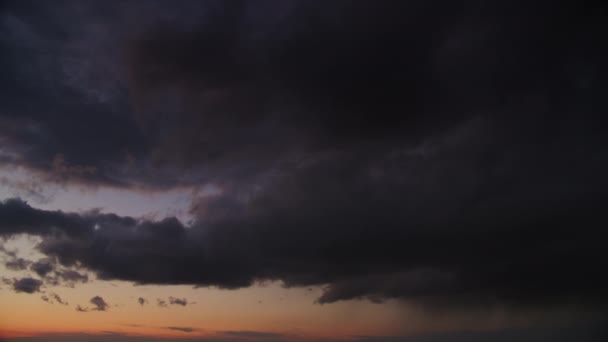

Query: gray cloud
[5,257,31,271]
[56,269,88,285]
[90,296,109,311]
[13,277,43,293]
[30,259,54,277]
[51,292,68,305]
[169,297,187,306]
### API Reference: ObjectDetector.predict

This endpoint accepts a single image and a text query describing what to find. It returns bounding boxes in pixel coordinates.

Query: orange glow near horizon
[0,270,409,340]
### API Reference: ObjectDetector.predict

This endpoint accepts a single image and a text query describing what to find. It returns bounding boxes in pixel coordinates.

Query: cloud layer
[0,0,607,313]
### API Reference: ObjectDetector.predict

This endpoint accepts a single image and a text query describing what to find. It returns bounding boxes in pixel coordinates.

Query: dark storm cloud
[0,0,599,188]
[13,277,42,293]
[0,0,607,313]
[351,320,608,342]
[90,295,109,311]
[169,296,187,306]
[0,1,148,187]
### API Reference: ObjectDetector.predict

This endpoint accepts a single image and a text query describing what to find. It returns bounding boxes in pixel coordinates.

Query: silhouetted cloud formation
[90,296,109,311]
[51,293,68,305]
[39,292,67,305]
[0,0,607,315]
[13,278,43,293]
[169,297,187,306]
[137,297,147,306]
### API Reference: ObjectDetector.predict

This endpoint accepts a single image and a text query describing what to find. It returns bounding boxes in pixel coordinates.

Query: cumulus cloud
[90,296,109,311]
[13,277,43,293]
[75,296,108,312]
[30,259,54,277]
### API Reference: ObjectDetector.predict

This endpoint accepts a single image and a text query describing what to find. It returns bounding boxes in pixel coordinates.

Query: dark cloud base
[1,190,607,309]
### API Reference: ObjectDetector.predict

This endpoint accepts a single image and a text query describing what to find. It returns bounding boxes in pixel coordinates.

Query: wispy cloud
[165,327,198,333]
[168,296,187,306]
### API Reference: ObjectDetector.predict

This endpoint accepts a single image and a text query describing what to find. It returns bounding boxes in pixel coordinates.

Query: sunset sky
[1,1,607,341]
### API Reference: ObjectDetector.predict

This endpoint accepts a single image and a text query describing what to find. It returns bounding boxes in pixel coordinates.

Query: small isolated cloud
[5,257,32,271]
[165,327,197,333]
[30,259,54,277]
[76,305,88,312]
[157,299,167,307]
[90,296,109,311]
[41,292,68,305]
[138,297,147,306]
[51,293,68,305]
[13,277,43,293]
[169,296,187,306]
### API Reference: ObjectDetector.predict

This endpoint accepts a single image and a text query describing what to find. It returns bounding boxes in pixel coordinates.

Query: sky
[0,0,607,341]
